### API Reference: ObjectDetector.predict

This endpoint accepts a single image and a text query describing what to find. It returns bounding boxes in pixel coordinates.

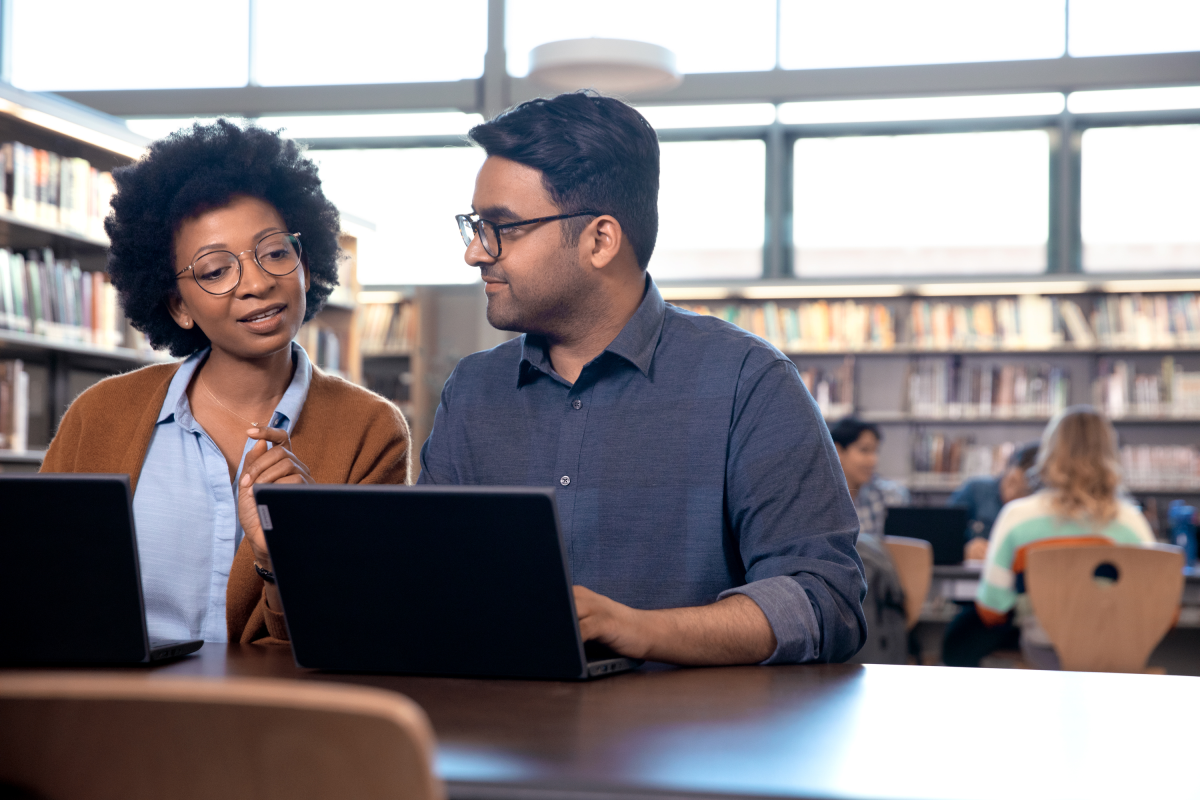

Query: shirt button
[560,475,571,486]
[572,399,582,410]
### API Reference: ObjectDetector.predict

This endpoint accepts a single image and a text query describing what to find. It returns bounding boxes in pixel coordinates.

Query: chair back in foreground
[0,673,443,800]
[1025,544,1184,673]
[883,535,933,630]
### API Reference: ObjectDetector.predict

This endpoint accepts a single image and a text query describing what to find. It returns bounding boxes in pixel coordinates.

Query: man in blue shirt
[420,92,865,665]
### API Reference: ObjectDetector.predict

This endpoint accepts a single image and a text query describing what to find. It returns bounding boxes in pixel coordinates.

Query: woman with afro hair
[41,120,411,646]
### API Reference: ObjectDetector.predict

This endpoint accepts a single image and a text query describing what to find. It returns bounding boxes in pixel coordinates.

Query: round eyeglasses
[456,211,600,259]
[175,232,303,296]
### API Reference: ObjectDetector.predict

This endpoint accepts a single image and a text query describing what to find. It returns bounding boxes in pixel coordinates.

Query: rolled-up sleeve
[723,359,867,663]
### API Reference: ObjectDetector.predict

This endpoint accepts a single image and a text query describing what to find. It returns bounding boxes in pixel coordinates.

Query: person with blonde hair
[969,405,1154,669]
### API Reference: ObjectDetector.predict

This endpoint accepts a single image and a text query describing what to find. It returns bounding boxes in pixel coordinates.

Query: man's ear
[582,215,623,270]
[166,292,194,330]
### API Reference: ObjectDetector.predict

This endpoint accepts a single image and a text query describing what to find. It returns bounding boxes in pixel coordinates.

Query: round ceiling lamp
[528,38,682,95]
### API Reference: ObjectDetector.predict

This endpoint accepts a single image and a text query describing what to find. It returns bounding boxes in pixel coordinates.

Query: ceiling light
[528,39,682,95]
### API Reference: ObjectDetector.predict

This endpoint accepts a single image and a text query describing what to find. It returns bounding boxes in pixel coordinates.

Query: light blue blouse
[132,343,311,643]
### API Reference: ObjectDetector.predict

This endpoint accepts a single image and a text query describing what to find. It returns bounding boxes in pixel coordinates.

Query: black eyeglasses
[175,232,303,296]
[456,211,601,258]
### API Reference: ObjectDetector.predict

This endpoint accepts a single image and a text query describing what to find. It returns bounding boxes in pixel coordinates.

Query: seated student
[829,416,908,664]
[951,441,1038,561]
[829,417,909,538]
[422,91,866,665]
[944,406,1153,669]
[41,121,410,645]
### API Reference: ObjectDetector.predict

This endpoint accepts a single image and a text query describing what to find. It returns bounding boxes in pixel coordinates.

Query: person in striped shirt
[974,405,1155,669]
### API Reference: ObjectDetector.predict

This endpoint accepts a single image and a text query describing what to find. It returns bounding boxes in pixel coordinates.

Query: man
[829,417,910,539]
[420,92,865,665]
[950,441,1038,561]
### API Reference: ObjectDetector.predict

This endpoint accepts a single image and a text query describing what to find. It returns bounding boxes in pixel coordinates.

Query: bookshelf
[0,82,151,471]
[663,273,1200,536]
[295,231,363,384]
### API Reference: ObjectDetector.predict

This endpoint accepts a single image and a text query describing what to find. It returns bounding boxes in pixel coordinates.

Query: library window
[1068,0,1200,57]
[778,0,1065,70]
[777,93,1064,125]
[11,0,250,91]
[1081,125,1200,272]
[653,140,766,281]
[309,147,486,285]
[505,0,777,77]
[793,130,1050,277]
[253,0,488,85]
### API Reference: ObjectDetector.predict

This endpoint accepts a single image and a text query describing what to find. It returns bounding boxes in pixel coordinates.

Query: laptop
[0,474,203,665]
[883,506,970,566]
[253,484,643,680]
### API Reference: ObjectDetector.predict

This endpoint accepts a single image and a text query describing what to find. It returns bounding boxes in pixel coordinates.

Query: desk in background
[16,644,1198,800]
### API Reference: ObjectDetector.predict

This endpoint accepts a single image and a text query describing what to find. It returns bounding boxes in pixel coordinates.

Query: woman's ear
[166,293,194,329]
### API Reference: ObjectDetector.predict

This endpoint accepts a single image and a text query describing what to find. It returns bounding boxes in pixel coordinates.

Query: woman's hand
[237,426,313,571]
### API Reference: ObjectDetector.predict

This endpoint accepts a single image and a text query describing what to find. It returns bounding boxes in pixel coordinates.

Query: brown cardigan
[40,360,411,645]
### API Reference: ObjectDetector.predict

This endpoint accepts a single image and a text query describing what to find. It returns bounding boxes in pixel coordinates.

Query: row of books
[1120,445,1200,491]
[0,359,29,453]
[1094,357,1200,418]
[675,300,896,352]
[3,143,116,240]
[797,356,855,420]
[904,358,1070,419]
[0,247,124,347]
[296,323,342,375]
[359,302,417,355]
[910,435,1017,479]
[675,293,1200,352]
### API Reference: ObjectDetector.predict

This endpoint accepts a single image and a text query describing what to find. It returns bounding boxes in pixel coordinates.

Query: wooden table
[90,644,1200,800]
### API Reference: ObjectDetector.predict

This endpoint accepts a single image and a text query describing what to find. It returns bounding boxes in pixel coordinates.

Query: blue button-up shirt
[132,343,311,643]
[419,278,866,663]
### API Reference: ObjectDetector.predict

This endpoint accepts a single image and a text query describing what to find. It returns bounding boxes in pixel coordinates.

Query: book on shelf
[0,247,123,348]
[0,359,29,453]
[797,356,854,419]
[909,295,1064,350]
[1094,356,1200,418]
[358,301,416,354]
[911,435,1016,482]
[674,299,896,352]
[2,142,116,240]
[1121,445,1200,491]
[904,357,1069,420]
[296,323,342,375]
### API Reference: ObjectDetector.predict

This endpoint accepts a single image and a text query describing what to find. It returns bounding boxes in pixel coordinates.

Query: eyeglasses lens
[255,233,302,277]
[193,253,241,295]
[458,216,498,257]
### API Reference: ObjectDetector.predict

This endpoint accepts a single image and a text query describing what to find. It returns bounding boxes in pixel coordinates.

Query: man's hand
[964,536,989,562]
[573,585,777,666]
[237,426,313,571]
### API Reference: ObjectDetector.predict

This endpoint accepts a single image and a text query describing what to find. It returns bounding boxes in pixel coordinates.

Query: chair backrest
[883,535,933,630]
[1025,544,1184,673]
[0,673,444,800]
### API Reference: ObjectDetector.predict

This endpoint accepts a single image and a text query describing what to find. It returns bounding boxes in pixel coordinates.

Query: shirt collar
[517,274,666,386]
[157,342,313,433]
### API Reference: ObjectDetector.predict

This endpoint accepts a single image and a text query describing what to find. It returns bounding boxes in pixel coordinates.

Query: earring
[182,319,192,329]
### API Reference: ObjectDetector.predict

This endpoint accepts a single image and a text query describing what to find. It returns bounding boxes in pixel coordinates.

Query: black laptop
[883,506,970,566]
[0,474,203,665]
[254,484,642,680]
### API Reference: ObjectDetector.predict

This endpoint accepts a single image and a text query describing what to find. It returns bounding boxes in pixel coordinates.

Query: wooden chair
[1025,544,1184,673]
[0,673,444,800]
[883,535,933,630]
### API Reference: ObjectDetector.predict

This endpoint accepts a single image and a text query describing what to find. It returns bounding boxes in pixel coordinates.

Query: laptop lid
[883,506,969,566]
[0,474,153,664]
[255,484,593,679]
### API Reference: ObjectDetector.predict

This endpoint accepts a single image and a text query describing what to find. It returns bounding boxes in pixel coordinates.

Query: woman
[829,416,910,539]
[969,406,1154,669]
[41,121,410,645]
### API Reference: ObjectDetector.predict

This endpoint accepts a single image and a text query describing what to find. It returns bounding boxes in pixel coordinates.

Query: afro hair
[105,119,341,357]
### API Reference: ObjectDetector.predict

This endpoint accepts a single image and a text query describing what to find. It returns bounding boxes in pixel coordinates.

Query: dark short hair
[829,417,882,449]
[468,91,660,270]
[106,120,341,357]
[1008,440,1040,471]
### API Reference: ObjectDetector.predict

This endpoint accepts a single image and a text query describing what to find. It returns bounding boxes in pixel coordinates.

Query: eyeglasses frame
[174,231,304,296]
[456,211,602,258]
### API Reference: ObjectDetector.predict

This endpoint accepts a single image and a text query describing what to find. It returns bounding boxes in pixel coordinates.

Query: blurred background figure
[944,406,1155,669]
[830,416,909,664]
[951,441,1039,561]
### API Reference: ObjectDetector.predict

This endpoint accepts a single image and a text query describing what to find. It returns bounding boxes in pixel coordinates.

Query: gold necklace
[199,376,266,429]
